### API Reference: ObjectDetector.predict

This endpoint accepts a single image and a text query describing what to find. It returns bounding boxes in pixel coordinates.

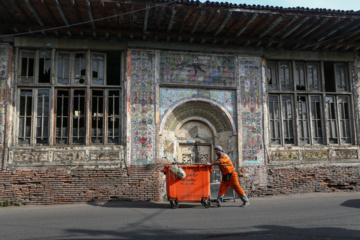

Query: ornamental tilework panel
[130,51,155,163]
[0,44,9,144]
[239,57,264,164]
[160,88,236,123]
[160,52,236,87]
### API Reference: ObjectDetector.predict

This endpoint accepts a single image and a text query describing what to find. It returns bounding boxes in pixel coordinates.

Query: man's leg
[217,180,230,207]
[228,173,250,207]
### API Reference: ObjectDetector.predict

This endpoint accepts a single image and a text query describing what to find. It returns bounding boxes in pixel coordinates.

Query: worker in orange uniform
[206,146,250,207]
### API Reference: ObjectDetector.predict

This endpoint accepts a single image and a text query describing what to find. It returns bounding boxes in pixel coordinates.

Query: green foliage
[4,200,11,207]
[0,200,14,207]
[15,202,22,207]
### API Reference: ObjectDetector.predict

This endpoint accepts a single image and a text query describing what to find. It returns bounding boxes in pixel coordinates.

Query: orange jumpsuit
[217,153,245,196]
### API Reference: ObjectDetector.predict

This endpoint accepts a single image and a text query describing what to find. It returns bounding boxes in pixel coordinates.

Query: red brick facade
[1,165,360,205]
[0,166,161,205]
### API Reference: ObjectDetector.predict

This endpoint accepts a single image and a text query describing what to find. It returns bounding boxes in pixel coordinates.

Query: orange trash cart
[163,164,213,208]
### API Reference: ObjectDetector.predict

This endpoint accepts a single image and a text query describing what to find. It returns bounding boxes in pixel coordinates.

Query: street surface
[0,192,359,240]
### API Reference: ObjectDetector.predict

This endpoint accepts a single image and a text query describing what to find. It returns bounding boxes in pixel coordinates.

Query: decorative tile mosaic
[0,44,9,144]
[160,52,236,87]
[130,51,155,163]
[239,57,264,164]
[160,88,236,122]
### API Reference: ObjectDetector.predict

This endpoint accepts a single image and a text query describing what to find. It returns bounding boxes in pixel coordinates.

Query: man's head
[214,146,223,156]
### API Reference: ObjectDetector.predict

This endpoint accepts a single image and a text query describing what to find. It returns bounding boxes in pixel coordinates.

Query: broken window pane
[38,51,51,83]
[74,53,86,84]
[18,90,32,145]
[295,62,306,91]
[57,53,70,84]
[267,62,278,90]
[92,54,105,85]
[20,51,35,83]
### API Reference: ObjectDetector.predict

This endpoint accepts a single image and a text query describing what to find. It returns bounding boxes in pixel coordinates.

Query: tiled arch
[161,100,235,134]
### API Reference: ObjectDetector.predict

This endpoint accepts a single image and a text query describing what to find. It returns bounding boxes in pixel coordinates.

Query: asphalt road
[1,192,359,240]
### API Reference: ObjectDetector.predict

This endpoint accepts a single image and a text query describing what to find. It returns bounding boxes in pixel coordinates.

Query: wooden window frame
[267,60,354,147]
[17,88,51,146]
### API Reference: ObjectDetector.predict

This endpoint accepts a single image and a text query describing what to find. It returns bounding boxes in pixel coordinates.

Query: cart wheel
[170,200,179,209]
[201,199,211,208]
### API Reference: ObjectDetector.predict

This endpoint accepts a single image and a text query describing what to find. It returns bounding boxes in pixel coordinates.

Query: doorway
[178,143,211,164]
[176,120,214,164]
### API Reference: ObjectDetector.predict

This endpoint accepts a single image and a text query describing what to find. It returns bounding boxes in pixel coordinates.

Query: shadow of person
[340,199,360,209]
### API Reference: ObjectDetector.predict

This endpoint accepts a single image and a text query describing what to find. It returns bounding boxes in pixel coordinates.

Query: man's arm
[206,159,221,166]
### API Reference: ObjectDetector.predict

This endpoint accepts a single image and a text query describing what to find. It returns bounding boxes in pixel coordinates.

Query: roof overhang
[1,0,360,52]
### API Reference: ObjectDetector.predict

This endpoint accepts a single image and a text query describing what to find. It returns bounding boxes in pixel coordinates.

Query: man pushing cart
[206,146,250,208]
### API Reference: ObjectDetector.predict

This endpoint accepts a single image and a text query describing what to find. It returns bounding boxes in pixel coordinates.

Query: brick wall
[241,166,360,197]
[1,165,359,205]
[0,166,161,205]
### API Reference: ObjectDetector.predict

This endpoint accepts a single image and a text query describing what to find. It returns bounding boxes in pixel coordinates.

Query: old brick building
[0,0,360,205]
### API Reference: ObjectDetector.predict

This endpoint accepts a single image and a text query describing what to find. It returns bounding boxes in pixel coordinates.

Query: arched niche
[158,99,238,163]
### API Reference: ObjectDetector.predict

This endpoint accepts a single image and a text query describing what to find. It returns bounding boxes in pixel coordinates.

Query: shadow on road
[340,199,360,209]
[40,224,360,240]
[86,200,202,209]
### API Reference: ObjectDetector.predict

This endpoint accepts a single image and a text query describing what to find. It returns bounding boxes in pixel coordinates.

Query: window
[90,89,121,144]
[18,89,50,146]
[20,51,35,83]
[267,61,353,146]
[17,49,122,146]
[55,89,86,145]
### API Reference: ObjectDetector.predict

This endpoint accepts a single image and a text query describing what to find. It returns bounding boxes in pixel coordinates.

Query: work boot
[239,194,250,207]
[216,195,224,207]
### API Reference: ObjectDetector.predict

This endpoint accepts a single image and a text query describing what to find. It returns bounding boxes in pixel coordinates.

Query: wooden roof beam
[236,13,258,37]
[259,16,283,39]
[214,11,232,37]
[317,19,353,42]
[143,5,150,40]
[154,5,164,41]
[337,24,360,43]
[299,18,329,39]
[167,6,177,32]
[281,16,309,39]
[55,0,72,37]
[191,9,205,34]
[86,0,97,37]
[24,0,44,26]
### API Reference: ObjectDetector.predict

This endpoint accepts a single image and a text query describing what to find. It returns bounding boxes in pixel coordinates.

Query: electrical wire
[0,0,179,38]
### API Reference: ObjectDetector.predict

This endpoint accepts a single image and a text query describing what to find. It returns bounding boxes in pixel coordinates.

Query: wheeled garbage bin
[163,164,213,209]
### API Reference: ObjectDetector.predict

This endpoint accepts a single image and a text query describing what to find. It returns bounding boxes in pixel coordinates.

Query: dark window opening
[106,52,121,85]
[38,52,51,83]
[324,62,336,92]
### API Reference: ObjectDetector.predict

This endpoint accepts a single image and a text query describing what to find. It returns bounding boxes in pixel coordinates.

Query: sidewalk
[1,192,359,240]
